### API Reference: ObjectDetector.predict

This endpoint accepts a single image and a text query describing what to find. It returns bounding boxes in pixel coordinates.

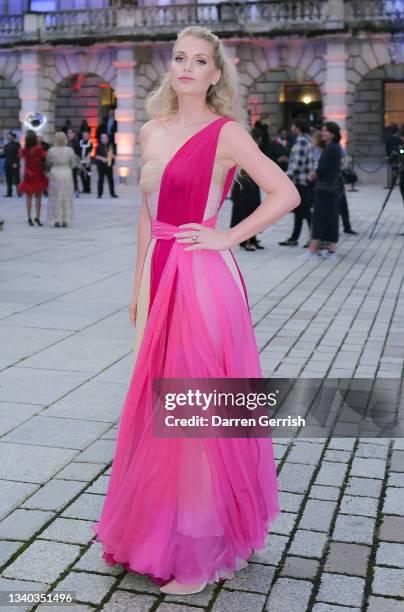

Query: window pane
[384,82,404,127]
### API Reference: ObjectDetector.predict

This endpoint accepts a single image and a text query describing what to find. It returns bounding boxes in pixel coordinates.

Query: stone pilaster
[113,47,136,184]
[323,40,348,144]
[18,50,44,136]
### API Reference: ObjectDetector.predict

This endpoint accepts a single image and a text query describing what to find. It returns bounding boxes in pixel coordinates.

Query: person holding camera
[339,145,358,235]
[399,130,404,203]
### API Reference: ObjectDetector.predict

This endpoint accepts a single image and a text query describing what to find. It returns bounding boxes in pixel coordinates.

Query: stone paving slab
[61,494,106,522]
[0,299,120,331]
[289,530,329,559]
[3,415,110,450]
[39,518,95,545]
[324,542,371,577]
[99,590,158,611]
[379,516,404,543]
[0,509,54,541]
[22,478,85,511]
[281,556,319,580]
[2,540,81,583]
[316,572,366,607]
[56,570,116,605]
[0,442,77,484]
[0,480,40,520]
[372,566,404,597]
[72,541,123,575]
[366,596,404,612]
[18,334,132,373]
[0,324,71,369]
[0,541,23,566]
[55,461,106,482]
[0,402,44,437]
[224,562,276,593]
[0,577,49,612]
[212,589,266,611]
[0,186,403,611]
[265,577,313,612]
[0,367,90,405]
[41,380,125,423]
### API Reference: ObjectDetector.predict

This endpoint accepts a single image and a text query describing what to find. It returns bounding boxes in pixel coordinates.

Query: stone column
[18,50,44,137]
[323,39,348,145]
[112,47,137,184]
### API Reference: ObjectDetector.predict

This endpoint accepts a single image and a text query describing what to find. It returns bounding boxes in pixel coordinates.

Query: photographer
[399,130,404,203]
[339,145,358,235]
[386,125,401,190]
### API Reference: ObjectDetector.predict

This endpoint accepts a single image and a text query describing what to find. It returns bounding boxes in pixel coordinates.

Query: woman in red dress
[19,130,48,226]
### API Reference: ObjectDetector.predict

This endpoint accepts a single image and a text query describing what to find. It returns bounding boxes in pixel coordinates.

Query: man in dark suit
[4,132,21,197]
[95,133,118,199]
[96,109,117,150]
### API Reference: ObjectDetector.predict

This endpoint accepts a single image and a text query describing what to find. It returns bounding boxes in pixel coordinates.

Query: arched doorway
[349,63,404,159]
[54,73,116,144]
[247,68,322,134]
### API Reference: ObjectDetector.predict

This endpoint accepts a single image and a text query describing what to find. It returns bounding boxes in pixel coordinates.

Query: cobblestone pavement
[0,184,403,612]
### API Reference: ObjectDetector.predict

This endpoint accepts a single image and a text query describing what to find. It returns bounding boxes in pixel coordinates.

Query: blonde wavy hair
[145,26,246,126]
[54,131,67,147]
[145,26,248,185]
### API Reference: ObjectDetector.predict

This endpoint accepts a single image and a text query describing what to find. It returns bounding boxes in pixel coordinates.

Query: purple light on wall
[30,1,57,10]
[30,0,107,9]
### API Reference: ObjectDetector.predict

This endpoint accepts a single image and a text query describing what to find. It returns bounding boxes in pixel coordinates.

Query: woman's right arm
[128,124,152,326]
[128,191,151,327]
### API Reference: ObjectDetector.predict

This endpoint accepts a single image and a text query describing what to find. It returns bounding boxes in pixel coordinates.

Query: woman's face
[170,36,221,99]
[321,126,333,143]
[311,133,320,147]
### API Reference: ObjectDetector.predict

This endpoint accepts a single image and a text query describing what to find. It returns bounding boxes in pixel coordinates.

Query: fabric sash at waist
[151,214,218,240]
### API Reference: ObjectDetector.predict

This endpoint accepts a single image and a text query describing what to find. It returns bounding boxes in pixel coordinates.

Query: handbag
[342,168,358,185]
[314,177,340,197]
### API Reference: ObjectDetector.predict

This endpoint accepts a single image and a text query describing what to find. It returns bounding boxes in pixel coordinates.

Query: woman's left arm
[176,121,300,251]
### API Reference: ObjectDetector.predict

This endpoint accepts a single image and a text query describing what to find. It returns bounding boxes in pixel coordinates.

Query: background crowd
[0,108,118,229]
[230,116,362,261]
[2,112,403,249]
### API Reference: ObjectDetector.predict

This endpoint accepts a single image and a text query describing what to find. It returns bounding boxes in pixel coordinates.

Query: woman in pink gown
[91,26,300,596]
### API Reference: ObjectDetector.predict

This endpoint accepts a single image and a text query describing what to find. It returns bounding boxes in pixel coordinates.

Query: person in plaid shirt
[279,118,312,246]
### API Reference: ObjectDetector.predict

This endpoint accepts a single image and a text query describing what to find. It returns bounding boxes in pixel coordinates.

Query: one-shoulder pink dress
[91,116,279,586]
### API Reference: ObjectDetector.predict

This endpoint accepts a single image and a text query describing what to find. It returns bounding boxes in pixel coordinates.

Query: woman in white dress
[46,131,77,228]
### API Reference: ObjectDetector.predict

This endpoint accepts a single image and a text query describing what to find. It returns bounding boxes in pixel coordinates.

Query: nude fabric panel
[133,237,156,369]
[219,250,248,306]
[133,162,248,367]
[140,161,227,220]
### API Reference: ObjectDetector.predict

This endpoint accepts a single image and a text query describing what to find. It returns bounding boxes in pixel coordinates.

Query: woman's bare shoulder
[139,119,163,140]
[217,120,248,168]
[139,119,164,155]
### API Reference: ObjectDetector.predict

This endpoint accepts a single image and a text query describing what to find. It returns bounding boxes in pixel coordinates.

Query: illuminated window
[384,81,404,127]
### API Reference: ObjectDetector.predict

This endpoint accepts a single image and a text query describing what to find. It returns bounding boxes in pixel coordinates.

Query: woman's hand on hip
[173,224,233,251]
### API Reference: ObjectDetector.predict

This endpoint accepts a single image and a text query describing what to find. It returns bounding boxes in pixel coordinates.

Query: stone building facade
[0,0,403,183]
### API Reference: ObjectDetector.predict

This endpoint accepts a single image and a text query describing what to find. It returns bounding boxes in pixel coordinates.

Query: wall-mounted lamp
[23,111,47,132]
